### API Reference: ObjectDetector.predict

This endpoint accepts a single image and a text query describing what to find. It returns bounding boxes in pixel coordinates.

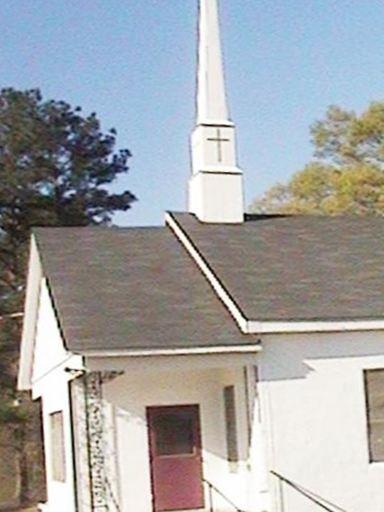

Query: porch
[71,351,265,512]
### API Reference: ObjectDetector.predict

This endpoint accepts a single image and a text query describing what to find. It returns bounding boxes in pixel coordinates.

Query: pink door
[147,405,204,511]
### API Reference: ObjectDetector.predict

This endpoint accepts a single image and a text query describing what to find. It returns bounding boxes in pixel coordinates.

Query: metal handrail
[271,470,348,512]
[203,478,246,512]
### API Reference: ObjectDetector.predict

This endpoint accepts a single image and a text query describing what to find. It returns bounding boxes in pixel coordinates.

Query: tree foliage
[0,87,136,505]
[251,103,384,215]
[0,86,136,385]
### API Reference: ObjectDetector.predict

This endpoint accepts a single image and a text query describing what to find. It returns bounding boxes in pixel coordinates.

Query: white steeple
[197,0,229,124]
[189,0,244,224]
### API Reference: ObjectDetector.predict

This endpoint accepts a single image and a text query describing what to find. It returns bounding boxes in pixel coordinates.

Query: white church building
[18,1,384,512]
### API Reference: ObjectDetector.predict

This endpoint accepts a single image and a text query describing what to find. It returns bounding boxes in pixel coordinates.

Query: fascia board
[79,344,262,358]
[165,212,249,332]
[18,235,43,390]
[248,319,384,334]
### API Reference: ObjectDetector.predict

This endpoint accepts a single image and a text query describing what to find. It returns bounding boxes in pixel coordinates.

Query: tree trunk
[17,425,30,507]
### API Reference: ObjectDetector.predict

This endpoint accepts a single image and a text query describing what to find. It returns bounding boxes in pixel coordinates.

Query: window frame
[49,410,67,482]
[223,385,239,465]
[364,369,384,463]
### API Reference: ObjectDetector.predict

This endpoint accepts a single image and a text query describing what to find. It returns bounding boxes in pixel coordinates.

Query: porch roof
[33,225,252,353]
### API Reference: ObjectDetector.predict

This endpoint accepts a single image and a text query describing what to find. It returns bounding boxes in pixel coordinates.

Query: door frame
[146,404,204,512]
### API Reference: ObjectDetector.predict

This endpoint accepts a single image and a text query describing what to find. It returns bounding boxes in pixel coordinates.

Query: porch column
[70,371,123,512]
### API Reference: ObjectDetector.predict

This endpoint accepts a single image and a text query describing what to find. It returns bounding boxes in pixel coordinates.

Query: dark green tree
[0,87,136,506]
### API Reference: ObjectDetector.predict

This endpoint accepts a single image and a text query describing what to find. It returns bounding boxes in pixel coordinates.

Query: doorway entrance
[147,405,204,511]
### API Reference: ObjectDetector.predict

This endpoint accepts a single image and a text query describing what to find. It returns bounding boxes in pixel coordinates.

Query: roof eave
[248,319,384,334]
[75,343,262,358]
[18,235,43,391]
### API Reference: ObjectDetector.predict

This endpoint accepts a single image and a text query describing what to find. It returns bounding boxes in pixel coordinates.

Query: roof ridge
[32,225,166,233]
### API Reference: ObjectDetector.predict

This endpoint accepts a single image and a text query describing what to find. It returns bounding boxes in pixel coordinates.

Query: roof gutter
[166,212,384,336]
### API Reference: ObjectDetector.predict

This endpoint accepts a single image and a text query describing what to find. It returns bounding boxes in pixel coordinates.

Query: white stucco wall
[39,374,77,512]
[32,281,70,387]
[259,331,384,512]
[31,279,81,512]
[102,357,258,512]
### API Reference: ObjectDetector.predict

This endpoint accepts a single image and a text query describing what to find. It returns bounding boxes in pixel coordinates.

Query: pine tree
[0,87,136,506]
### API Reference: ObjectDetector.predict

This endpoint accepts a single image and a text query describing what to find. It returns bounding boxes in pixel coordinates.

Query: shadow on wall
[261,331,384,382]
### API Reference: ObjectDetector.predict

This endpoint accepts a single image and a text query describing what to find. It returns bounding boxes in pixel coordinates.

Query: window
[50,411,66,482]
[153,412,195,456]
[223,386,238,463]
[364,369,384,462]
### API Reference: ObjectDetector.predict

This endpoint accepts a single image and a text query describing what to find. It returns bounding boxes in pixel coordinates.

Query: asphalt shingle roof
[34,225,250,353]
[34,212,384,353]
[171,212,384,322]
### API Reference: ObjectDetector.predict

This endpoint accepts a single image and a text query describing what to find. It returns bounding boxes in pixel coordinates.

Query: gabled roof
[24,211,384,361]
[170,212,384,323]
[33,225,252,353]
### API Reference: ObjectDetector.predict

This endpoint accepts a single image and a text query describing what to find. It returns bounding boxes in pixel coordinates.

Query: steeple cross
[207,128,229,162]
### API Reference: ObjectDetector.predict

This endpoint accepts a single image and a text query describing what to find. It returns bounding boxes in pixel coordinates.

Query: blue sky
[2,0,384,226]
